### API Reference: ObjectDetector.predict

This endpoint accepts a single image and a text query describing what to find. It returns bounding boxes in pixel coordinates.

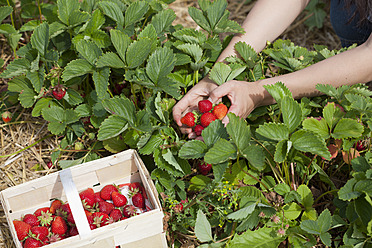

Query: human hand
[208,80,265,124]
[173,78,218,138]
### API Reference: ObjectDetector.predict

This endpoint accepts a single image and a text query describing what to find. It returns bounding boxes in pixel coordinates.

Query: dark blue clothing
[330,0,372,47]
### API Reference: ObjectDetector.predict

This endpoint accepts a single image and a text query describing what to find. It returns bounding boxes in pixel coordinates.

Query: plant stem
[36,0,43,22]
[314,189,338,204]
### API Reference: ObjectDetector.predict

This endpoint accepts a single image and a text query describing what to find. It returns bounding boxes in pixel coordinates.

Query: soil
[0,0,341,247]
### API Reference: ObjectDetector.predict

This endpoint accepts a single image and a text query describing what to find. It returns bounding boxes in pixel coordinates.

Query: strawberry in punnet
[52,84,66,100]
[112,191,127,207]
[49,199,63,214]
[1,111,12,123]
[212,103,228,120]
[22,214,40,227]
[94,192,104,203]
[30,226,49,242]
[34,207,53,227]
[200,112,216,127]
[108,209,122,223]
[181,112,197,127]
[128,182,146,198]
[13,220,31,241]
[23,237,43,248]
[79,187,96,209]
[198,99,213,113]
[98,201,115,215]
[68,226,79,237]
[122,205,138,218]
[67,212,75,225]
[100,184,119,201]
[48,233,64,243]
[56,203,71,219]
[194,124,204,136]
[131,191,145,209]
[51,216,68,236]
[92,212,110,228]
[198,162,212,175]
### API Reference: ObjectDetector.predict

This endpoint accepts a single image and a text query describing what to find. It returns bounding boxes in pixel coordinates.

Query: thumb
[221,104,240,125]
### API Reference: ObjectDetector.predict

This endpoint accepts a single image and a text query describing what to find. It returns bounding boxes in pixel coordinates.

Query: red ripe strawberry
[109,209,122,223]
[13,220,31,241]
[98,201,115,215]
[129,182,147,199]
[212,103,228,120]
[100,184,119,201]
[34,208,53,227]
[198,99,213,113]
[66,212,75,225]
[112,191,127,207]
[34,207,50,217]
[84,210,95,230]
[131,192,145,209]
[2,111,12,123]
[94,192,104,203]
[50,199,62,214]
[79,188,96,209]
[56,203,71,219]
[48,233,64,243]
[198,162,212,175]
[92,212,109,228]
[47,161,54,169]
[52,85,66,100]
[200,112,216,127]
[181,112,197,127]
[68,226,79,237]
[122,205,138,218]
[30,226,49,242]
[356,140,366,151]
[194,124,204,136]
[51,216,68,236]
[23,214,40,227]
[24,237,43,248]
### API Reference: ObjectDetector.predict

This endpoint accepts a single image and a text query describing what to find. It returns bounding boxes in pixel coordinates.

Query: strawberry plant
[2,0,372,247]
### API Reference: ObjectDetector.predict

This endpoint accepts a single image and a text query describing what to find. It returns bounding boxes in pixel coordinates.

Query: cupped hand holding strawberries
[173,78,266,138]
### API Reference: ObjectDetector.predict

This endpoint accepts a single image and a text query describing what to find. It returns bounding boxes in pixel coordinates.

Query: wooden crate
[0,149,167,248]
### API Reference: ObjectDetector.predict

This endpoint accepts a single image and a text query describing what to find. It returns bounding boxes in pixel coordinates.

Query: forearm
[217,0,310,62]
[257,36,372,106]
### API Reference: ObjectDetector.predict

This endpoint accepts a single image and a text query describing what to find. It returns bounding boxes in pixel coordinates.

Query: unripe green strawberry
[212,103,228,120]
[200,112,216,127]
[198,99,213,113]
[181,112,197,127]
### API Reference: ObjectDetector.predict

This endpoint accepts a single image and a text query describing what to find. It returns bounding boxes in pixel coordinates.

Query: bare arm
[209,33,372,122]
[217,0,311,62]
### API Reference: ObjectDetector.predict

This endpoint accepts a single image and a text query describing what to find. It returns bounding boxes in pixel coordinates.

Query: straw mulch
[0,0,341,247]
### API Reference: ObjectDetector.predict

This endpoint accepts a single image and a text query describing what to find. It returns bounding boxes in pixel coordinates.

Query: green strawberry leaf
[241,144,266,171]
[124,1,149,27]
[302,117,329,139]
[102,95,136,125]
[188,7,211,33]
[179,140,208,159]
[204,139,237,164]
[202,120,228,148]
[290,130,330,159]
[151,9,176,35]
[93,67,110,100]
[256,123,289,141]
[96,52,126,69]
[281,96,302,133]
[332,118,364,139]
[263,82,292,105]
[0,6,13,23]
[146,47,176,84]
[195,210,213,243]
[230,227,285,248]
[30,22,49,56]
[0,58,31,78]
[126,38,152,69]
[57,0,80,25]
[62,59,95,81]
[323,102,344,130]
[97,115,128,140]
[98,1,124,28]
[226,113,251,152]
[234,41,258,68]
[76,40,102,65]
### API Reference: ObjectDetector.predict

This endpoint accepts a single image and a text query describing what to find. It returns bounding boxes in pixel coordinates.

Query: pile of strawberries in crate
[181,99,228,135]
[12,182,149,247]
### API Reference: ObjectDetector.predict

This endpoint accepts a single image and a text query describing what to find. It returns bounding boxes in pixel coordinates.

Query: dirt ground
[0,0,341,247]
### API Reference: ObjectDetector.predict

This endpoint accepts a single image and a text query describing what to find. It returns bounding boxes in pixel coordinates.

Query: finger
[208,83,231,104]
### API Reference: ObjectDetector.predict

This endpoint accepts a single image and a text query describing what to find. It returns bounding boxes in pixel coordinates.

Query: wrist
[250,80,275,107]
